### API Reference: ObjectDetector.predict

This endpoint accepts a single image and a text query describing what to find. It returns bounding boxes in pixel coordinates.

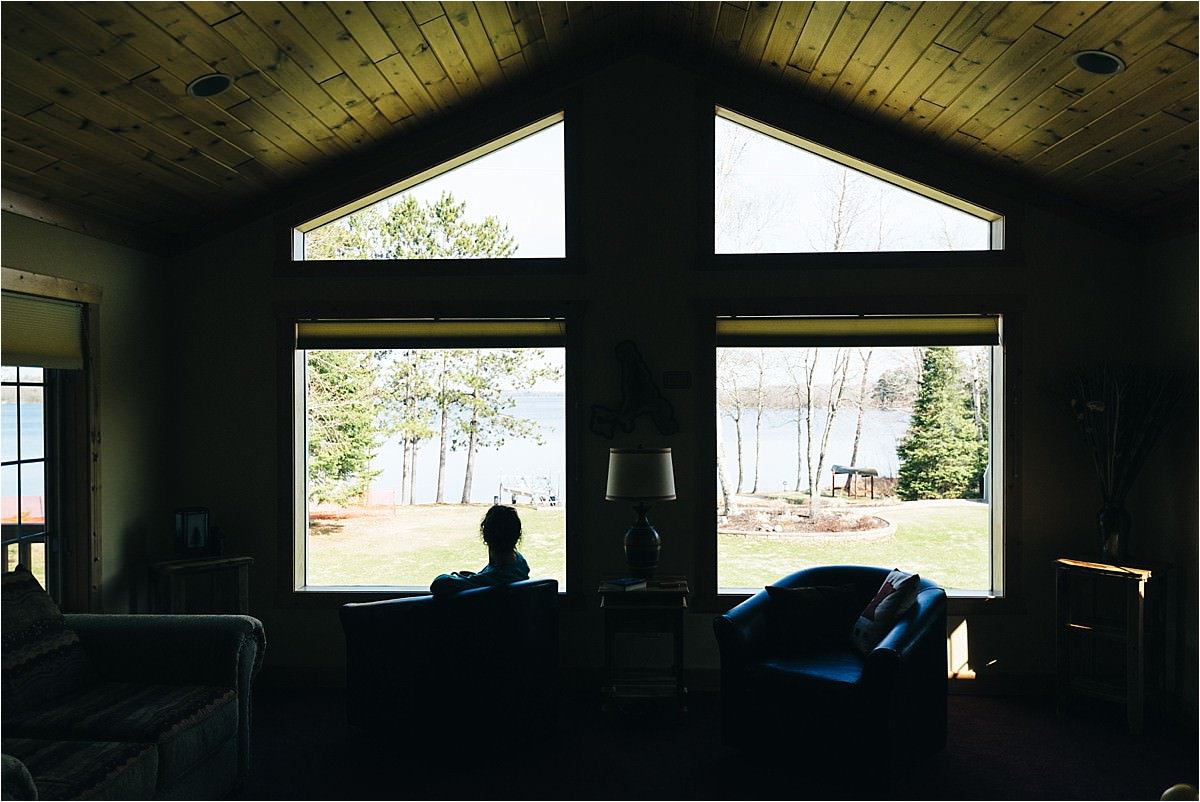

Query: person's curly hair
[480,504,522,551]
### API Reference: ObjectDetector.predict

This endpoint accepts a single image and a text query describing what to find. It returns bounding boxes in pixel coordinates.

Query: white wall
[1,211,171,612]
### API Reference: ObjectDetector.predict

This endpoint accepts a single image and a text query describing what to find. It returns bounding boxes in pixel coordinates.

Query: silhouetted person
[430,504,530,596]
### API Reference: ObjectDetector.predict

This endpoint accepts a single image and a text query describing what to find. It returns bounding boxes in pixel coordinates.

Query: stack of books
[600,576,647,591]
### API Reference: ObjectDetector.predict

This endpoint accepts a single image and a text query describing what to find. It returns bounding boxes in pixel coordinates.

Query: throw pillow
[765,583,861,652]
[850,569,921,654]
[1,566,90,716]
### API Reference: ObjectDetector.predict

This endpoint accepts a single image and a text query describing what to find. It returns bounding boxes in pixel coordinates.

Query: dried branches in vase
[1069,365,1175,562]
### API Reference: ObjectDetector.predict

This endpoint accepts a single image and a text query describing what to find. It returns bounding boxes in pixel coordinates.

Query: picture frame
[175,507,210,556]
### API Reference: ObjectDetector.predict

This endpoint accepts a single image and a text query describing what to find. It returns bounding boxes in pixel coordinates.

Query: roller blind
[1,291,85,369]
[716,315,1001,347]
[296,318,566,349]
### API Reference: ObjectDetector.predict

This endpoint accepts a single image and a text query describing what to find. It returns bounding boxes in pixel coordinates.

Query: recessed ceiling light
[1072,50,1126,76]
[186,73,234,98]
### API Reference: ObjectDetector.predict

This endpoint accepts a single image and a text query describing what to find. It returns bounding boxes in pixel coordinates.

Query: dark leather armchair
[340,578,559,737]
[713,565,947,760]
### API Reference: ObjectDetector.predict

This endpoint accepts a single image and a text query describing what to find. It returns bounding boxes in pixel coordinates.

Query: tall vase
[1097,504,1131,563]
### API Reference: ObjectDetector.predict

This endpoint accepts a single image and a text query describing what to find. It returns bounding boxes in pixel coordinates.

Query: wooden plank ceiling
[2,2,1197,252]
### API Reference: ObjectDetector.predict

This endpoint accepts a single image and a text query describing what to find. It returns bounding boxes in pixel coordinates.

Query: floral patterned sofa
[1,567,265,800]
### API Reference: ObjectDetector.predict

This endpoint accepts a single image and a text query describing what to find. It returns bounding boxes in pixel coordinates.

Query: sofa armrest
[871,586,946,662]
[65,614,265,778]
[862,584,947,734]
[66,614,265,689]
[713,589,772,663]
[2,754,36,801]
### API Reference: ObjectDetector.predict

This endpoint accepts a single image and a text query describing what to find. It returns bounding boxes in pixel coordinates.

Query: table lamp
[605,446,676,578]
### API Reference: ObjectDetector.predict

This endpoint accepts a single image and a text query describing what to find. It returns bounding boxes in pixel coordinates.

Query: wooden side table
[1054,558,1167,735]
[599,575,689,710]
[151,555,254,615]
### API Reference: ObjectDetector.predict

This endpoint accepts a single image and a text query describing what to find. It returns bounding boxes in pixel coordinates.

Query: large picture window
[715,315,1006,598]
[293,319,567,591]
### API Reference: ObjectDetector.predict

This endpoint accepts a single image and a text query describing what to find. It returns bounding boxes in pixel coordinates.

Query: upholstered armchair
[713,565,947,760]
[339,578,559,737]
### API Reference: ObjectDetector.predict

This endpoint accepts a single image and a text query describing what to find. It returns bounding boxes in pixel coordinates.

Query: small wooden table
[599,575,689,711]
[151,555,254,615]
[1054,558,1168,735]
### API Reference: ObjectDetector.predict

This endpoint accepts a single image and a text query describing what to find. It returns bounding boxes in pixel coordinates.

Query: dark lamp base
[624,503,662,578]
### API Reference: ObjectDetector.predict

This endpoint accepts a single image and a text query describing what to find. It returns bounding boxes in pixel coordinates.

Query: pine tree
[303,191,521,506]
[896,346,987,500]
[304,192,516,259]
[306,350,384,505]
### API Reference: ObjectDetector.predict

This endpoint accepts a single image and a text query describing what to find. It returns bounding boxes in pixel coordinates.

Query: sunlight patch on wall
[948,617,976,679]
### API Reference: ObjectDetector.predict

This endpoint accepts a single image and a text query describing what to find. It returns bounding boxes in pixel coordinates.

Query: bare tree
[812,348,853,509]
[749,348,768,494]
[716,391,737,518]
[847,348,874,478]
[781,349,817,505]
[718,356,747,494]
[936,210,974,251]
[965,348,989,439]
[909,347,926,387]
[810,165,904,253]
[715,119,787,251]
[718,349,764,494]
[870,185,900,249]
[811,168,868,251]
[779,347,854,514]
[720,372,739,492]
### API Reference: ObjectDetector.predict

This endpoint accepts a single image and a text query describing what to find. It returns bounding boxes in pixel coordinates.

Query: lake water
[722,406,910,493]
[366,395,909,504]
[3,396,911,507]
[371,394,568,505]
[1,401,46,498]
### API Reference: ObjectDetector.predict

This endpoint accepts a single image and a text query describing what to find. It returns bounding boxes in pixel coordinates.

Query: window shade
[716,315,1001,347]
[296,319,567,349]
[1,291,85,369]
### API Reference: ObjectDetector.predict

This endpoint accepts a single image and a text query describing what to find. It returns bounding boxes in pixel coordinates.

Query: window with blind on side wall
[1,272,100,610]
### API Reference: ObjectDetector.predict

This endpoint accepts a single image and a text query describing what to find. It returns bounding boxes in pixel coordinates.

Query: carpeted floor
[234,686,1197,801]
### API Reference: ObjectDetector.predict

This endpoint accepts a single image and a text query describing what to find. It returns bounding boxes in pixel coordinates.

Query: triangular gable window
[715,108,1000,253]
[298,114,564,260]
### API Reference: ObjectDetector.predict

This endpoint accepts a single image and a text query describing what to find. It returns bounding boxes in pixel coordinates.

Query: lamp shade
[605,447,676,501]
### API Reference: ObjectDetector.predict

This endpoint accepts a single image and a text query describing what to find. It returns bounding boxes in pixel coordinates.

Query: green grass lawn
[718,499,990,591]
[5,542,47,588]
[306,503,567,588]
[307,498,989,593]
